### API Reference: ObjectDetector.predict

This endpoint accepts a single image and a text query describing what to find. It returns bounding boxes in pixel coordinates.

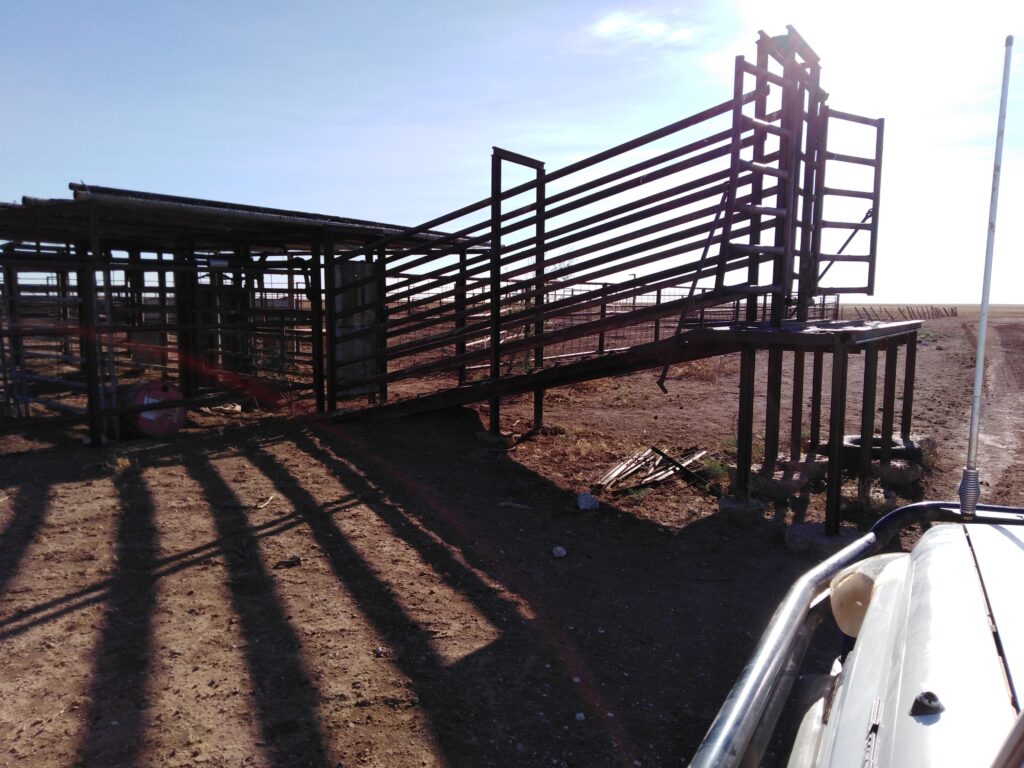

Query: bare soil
[1,315,1022,767]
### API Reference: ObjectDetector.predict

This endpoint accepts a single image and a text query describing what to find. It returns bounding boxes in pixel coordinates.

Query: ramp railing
[324,27,881,410]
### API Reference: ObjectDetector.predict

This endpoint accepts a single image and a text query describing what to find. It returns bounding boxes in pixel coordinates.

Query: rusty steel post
[763,348,783,475]
[901,331,917,439]
[859,343,878,498]
[654,289,662,341]
[324,232,337,412]
[80,231,104,446]
[809,349,824,457]
[489,151,502,436]
[598,285,608,354]
[734,346,757,498]
[375,245,388,404]
[310,240,325,413]
[456,248,467,385]
[533,162,546,430]
[880,338,898,463]
[826,342,849,535]
[790,350,805,460]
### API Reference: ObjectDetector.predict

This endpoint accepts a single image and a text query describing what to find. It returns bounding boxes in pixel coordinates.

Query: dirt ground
[2,315,1023,768]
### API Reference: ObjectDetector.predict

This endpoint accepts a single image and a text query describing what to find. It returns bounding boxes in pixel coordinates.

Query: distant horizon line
[840,301,1023,307]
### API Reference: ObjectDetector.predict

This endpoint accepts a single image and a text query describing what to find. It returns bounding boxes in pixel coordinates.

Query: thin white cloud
[589,11,695,46]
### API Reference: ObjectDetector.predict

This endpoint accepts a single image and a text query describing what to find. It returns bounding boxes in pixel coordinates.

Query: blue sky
[3,0,1022,303]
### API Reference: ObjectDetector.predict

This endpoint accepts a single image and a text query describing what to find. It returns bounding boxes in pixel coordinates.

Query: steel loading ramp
[321,27,881,426]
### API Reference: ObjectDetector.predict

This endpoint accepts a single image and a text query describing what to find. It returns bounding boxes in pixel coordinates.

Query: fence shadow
[179,449,331,768]
[75,463,157,766]
[280,407,824,766]
[0,479,51,597]
[2,409,832,767]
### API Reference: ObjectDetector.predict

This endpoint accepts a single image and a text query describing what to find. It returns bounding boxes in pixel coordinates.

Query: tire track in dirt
[985,322,1024,503]
[920,319,1024,506]
[956,320,1024,504]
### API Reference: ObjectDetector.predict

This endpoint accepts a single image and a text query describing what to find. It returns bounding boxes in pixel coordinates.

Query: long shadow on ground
[0,478,51,596]
[0,409,835,768]
[76,463,157,766]
[284,408,827,767]
[242,424,616,767]
[179,449,332,768]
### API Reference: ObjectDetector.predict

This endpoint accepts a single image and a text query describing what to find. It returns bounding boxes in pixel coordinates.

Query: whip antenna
[958,35,1014,518]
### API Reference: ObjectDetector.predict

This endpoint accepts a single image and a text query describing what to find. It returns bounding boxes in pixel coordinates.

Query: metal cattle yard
[0,28,920,531]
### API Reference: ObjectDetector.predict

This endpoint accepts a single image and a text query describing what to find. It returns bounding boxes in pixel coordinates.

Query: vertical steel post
[238,242,253,374]
[790,350,805,460]
[880,339,898,464]
[866,119,885,295]
[735,347,757,498]
[809,349,824,457]
[598,285,608,354]
[0,270,12,418]
[810,106,830,302]
[3,264,24,417]
[796,61,823,320]
[772,47,801,327]
[763,348,783,474]
[456,248,467,385]
[287,255,297,354]
[654,290,662,341]
[157,253,168,328]
[900,331,917,439]
[376,245,388,404]
[859,343,878,497]
[324,232,337,412]
[746,36,769,320]
[533,164,546,430]
[487,146,545,435]
[127,248,143,333]
[100,260,120,440]
[173,240,198,398]
[80,234,104,446]
[2,265,22,374]
[210,254,225,372]
[717,55,747,291]
[309,240,325,413]
[489,152,502,436]
[826,342,849,535]
[57,270,72,356]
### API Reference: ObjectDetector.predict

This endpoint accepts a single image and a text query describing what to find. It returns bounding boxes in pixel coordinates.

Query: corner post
[533,162,546,430]
[489,151,502,435]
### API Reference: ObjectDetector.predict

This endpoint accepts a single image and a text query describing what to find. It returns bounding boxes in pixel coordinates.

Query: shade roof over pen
[0,183,450,251]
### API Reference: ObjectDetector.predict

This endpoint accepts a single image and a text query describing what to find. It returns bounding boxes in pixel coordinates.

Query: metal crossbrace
[818,207,873,281]
[655,189,730,392]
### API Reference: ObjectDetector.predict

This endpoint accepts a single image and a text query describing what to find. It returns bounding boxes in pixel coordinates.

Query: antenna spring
[958,467,980,519]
